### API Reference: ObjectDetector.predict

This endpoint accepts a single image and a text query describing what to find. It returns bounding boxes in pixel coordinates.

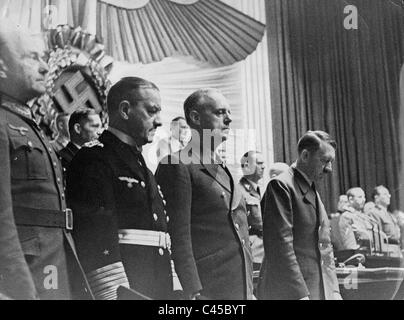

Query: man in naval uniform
[67,77,175,300]
[0,22,91,300]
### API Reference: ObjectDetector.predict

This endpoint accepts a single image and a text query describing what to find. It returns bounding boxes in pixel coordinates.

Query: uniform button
[61,194,65,200]
[221,192,225,199]
[27,141,33,149]
[242,239,245,245]
[159,248,164,256]
[153,213,158,222]
[53,161,57,167]
[164,210,167,215]
[235,223,240,231]
[141,181,146,188]
[57,177,61,183]
[163,200,167,206]
[166,216,170,223]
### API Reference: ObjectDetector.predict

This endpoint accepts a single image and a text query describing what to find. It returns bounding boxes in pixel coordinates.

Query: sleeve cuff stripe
[90,275,130,292]
[87,266,126,282]
[94,283,130,300]
[87,262,125,278]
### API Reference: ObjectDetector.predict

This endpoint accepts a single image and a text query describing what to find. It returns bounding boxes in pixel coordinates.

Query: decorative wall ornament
[0,0,265,66]
[100,0,199,10]
[97,0,266,66]
[33,25,113,138]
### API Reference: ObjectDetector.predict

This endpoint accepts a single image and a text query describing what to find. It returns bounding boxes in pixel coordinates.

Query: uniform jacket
[58,142,79,170]
[156,145,253,300]
[67,130,173,300]
[0,101,91,300]
[336,210,376,251]
[239,177,264,265]
[258,165,340,300]
[369,206,401,244]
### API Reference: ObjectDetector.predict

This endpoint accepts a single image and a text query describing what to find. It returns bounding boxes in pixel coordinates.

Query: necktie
[257,186,261,198]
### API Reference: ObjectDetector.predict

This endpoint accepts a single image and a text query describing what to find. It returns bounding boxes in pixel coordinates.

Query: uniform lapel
[293,168,317,210]
[201,163,232,194]
[315,190,327,227]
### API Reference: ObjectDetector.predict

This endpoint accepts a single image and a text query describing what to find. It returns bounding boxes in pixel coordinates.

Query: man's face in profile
[3,33,49,102]
[127,87,162,146]
[305,141,335,182]
[80,114,103,143]
[198,91,232,142]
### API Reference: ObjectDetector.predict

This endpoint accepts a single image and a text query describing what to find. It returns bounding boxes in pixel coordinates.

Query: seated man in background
[335,188,377,252]
[368,186,401,246]
[392,210,404,249]
[58,108,103,172]
[330,194,352,219]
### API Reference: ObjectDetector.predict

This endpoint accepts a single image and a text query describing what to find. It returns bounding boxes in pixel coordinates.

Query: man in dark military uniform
[0,22,91,300]
[58,107,103,173]
[67,77,175,300]
[239,151,265,270]
[156,88,254,300]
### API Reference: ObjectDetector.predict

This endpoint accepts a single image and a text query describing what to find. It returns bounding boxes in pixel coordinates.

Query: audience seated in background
[392,210,404,249]
[332,188,378,252]
[368,186,401,246]
[330,194,352,219]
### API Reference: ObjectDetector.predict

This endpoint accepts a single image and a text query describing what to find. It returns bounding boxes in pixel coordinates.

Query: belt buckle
[166,233,171,251]
[158,232,166,249]
[65,209,73,231]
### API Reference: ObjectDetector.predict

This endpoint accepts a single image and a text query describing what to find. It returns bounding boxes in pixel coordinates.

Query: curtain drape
[267,0,404,212]
[109,56,245,173]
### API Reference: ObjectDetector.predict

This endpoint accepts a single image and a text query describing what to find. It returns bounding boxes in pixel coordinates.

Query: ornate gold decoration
[33,25,113,138]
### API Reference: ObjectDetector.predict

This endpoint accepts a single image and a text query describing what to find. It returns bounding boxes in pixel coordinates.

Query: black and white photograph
[1,0,404,310]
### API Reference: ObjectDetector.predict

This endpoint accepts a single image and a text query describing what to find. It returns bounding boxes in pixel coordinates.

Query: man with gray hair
[156,88,253,300]
[0,22,90,299]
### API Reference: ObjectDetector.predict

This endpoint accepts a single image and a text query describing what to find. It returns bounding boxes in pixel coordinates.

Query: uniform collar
[241,176,258,192]
[293,162,314,187]
[108,127,142,152]
[0,94,33,120]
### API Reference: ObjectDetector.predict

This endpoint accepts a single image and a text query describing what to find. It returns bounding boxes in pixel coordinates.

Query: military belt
[13,207,73,231]
[118,229,171,250]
